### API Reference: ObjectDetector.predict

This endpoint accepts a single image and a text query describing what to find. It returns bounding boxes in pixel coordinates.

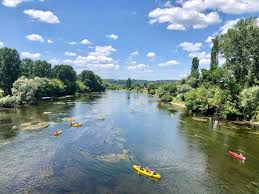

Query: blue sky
[0,0,259,80]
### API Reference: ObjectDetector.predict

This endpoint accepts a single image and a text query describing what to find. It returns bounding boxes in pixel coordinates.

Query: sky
[0,0,259,80]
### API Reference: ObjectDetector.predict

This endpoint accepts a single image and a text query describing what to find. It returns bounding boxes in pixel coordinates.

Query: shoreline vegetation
[107,18,259,127]
[0,48,107,108]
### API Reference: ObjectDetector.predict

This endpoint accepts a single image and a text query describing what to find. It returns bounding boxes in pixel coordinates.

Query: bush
[240,86,259,120]
[160,93,172,102]
[0,95,17,108]
[47,79,66,97]
[76,80,90,93]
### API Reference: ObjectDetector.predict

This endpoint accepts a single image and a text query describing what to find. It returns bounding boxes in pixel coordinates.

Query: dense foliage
[146,18,259,122]
[0,48,106,107]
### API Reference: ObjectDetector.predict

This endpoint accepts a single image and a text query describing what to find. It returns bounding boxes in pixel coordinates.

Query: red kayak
[229,151,246,161]
[53,130,62,136]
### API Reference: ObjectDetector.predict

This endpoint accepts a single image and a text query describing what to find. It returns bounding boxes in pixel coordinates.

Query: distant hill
[105,79,178,87]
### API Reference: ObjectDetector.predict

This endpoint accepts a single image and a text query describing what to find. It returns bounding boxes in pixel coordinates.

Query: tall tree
[33,60,52,78]
[0,48,21,95]
[220,17,259,86]
[211,36,219,70]
[52,65,77,94]
[20,58,34,77]
[126,78,132,89]
[191,57,199,78]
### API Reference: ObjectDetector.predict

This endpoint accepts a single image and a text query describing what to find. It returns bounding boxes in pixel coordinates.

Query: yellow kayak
[71,123,81,127]
[133,165,161,180]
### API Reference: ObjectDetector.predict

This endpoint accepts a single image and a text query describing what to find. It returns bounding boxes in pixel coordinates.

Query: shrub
[0,95,17,108]
[239,86,259,120]
[76,80,90,93]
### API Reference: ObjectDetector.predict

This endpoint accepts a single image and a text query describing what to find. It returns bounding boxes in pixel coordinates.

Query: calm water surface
[0,91,259,193]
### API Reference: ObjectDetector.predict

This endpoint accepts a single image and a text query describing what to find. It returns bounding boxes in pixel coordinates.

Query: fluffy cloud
[24,9,60,24]
[21,52,41,59]
[149,6,220,30]
[158,60,179,67]
[130,51,139,56]
[0,41,4,48]
[73,45,119,70]
[81,39,91,45]
[106,34,119,40]
[147,52,156,59]
[179,0,259,14]
[26,34,44,42]
[65,52,77,57]
[189,51,210,66]
[179,42,202,52]
[2,0,29,7]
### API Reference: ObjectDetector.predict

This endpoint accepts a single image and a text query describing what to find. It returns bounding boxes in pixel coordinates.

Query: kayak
[133,165,161,180]
[71,123,81,127]
[53,130,62,136]
[229,151,246,161]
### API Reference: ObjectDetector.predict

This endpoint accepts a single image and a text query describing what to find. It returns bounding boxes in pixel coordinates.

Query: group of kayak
[132,150,246,180]
[52,121,81,136]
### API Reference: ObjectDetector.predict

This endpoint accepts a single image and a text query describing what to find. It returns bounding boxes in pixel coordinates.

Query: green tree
[52,65,77,95]
[126,78,132,89]
[12,76,48,104]
[220,18,259,86]
[0,48,21,95]
[78,70,105,92]
[211,36,219,70]
[47,79,66,97]
[20,58,34,77]
[76,80,90,93]
[33,60,52,78]
[191,57,199,79]
[240,86,259,120]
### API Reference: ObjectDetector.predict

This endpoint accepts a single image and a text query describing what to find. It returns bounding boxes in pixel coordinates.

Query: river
[0,91,258,193]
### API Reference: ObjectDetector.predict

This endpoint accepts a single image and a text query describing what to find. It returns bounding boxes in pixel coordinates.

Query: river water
[0,91,258,193]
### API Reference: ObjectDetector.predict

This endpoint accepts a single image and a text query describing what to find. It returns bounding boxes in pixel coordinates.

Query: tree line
[0,48,106,107]
[146,18,259,122]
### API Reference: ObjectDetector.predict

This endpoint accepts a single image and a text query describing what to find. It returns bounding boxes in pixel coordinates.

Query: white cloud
[21,52,41,59]
[81,39,91,45]
[65,52,77,57]
[26,34,44,42]
[148,6,221,30]
[0,41,4,48]
[158,60,179,67]
[179,42,202,52]
[24,9,60,24]
[147,52,156,59]
[106,34,119,40]
[67,41,77,45]
[130,51,139,56]
[47,39,53,43]
[178,0,259,14]
[73,45,119,70]
[128,63,148,71]
[189,51,210,67]
[2,0,29,7]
